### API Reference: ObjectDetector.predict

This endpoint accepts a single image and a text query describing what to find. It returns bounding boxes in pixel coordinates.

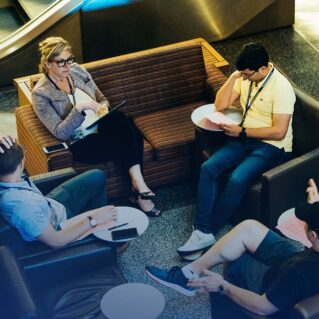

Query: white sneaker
[177,229,216,256]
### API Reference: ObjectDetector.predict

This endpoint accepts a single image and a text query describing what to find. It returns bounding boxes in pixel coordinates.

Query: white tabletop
[93,206,149,242]
[191,103,242,131]
[276,207,311,247]
[101,283,165,319]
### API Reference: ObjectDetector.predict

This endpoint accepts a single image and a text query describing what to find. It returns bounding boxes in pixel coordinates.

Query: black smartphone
[111,227,138,241]
[42,143,68,154]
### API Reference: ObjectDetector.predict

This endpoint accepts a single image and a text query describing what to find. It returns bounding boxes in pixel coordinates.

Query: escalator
[0,0,294,87]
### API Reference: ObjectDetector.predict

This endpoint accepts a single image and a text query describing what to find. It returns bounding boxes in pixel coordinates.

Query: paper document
[205,112,238,125]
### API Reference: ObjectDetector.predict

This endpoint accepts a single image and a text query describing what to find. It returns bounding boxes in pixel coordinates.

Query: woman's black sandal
[130,189,161,217]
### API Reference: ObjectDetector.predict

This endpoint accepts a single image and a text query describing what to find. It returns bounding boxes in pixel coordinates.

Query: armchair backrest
[292,86,319,156]
[0,245,38,319]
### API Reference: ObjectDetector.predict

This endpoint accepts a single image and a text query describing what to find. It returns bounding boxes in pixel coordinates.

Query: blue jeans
[46,169,107,218]
[195,138,286,234]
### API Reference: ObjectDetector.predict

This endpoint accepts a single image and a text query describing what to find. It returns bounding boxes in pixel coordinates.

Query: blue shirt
[0,178,66,241]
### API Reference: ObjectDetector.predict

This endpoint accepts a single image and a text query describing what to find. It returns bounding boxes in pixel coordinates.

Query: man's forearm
[224,282,278,316]
[215,76,238,110]
[245,126,286,141]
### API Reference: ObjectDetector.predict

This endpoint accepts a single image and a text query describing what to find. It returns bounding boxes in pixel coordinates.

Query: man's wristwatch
[88,216,97,228]
[218,281,228,295]
[240,127,247,138]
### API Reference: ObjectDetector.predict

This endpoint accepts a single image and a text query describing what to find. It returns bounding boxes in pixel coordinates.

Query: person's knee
[227,175,246,191]
[237,220,267,239]
[84,169,106,187]
[200,160,219,178]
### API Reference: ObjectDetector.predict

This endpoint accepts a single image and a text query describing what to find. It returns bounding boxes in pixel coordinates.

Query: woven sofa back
[86,44,206,117]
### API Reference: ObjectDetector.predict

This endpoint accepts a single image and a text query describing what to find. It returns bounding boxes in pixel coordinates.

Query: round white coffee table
[93,206,149,242]
[276,207,311,247]
[191,103,242,131]
[101,283,165,319]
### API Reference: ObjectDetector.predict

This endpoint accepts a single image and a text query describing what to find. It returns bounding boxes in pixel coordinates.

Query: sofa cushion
[87,44,207,118]
[134,99,209,161]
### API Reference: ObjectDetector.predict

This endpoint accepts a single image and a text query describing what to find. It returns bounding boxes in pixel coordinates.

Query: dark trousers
[46,169,107,218]
[70,111,144,172]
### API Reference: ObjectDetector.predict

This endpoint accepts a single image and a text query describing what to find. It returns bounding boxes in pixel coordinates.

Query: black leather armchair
[195,86,319,228]
[0,244,126,319]
[0,168,115,277]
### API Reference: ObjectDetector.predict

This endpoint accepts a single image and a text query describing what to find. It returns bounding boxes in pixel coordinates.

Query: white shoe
[177,229,216,256]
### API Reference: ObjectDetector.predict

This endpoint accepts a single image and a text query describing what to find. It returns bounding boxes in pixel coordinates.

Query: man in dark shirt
[146,179,319,317]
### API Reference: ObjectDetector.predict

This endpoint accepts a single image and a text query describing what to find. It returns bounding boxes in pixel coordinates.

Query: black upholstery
[195,86,319,228]
[0,168,116,275]
[0,245,126,319]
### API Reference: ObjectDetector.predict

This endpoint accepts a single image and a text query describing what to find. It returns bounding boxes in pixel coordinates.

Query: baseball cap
[295,202,319,233]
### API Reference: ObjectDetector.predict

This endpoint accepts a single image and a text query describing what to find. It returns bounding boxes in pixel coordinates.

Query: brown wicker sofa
[15,38,228,198]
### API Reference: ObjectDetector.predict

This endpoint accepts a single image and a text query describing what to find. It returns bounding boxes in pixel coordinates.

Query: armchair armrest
[291,293,319,319]
[30,167,76,195]
[261,148,319,228]
[0,246,38,319]
[22,241,117,287]
[15,104,73,175]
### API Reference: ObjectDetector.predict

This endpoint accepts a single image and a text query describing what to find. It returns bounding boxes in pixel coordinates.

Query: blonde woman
[32,37,160,217]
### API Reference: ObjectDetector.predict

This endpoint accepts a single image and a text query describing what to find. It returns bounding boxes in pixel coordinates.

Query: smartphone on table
[111,227,139,241]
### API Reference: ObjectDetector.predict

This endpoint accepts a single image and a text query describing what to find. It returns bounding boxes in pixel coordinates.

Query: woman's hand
[92,205,118,225]
[0,135,16,153]
[96,104,109,117]
[188,269,226,293]
[75,100,101,113]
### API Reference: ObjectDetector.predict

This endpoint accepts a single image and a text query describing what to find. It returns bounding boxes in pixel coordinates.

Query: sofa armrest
[15,104,73,175]
[0,246,38,319]
[290,293,319,319]
[22,241,117,287]
[30,167,76,195]
[261,148,319,228]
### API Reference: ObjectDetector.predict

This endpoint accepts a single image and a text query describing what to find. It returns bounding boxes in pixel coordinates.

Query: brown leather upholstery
[15,38,229,198]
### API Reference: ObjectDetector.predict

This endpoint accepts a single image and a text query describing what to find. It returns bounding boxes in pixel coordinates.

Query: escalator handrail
[0,0,89,60]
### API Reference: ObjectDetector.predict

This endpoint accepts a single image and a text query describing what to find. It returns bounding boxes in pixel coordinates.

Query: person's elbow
[254,295,279,316]
[37,227,68,249]
[272,127,288,141]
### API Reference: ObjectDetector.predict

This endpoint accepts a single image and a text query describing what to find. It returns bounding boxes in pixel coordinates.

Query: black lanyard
[240,67,274,126]
[47,75,76,105]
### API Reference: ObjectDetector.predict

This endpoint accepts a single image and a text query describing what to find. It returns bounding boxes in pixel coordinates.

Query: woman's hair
[235,43,269,71]
[38,37,72,74]
[0,143,24,177]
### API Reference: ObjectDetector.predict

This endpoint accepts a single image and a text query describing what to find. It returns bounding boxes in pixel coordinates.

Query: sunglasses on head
[52,55,75,67]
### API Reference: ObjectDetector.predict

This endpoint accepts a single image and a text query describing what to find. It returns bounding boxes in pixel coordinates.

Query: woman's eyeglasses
[53,56,75,67]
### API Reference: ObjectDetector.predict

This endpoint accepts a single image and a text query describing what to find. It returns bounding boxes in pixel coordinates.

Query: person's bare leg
[191,220,269,275]
[129,164,158,213]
